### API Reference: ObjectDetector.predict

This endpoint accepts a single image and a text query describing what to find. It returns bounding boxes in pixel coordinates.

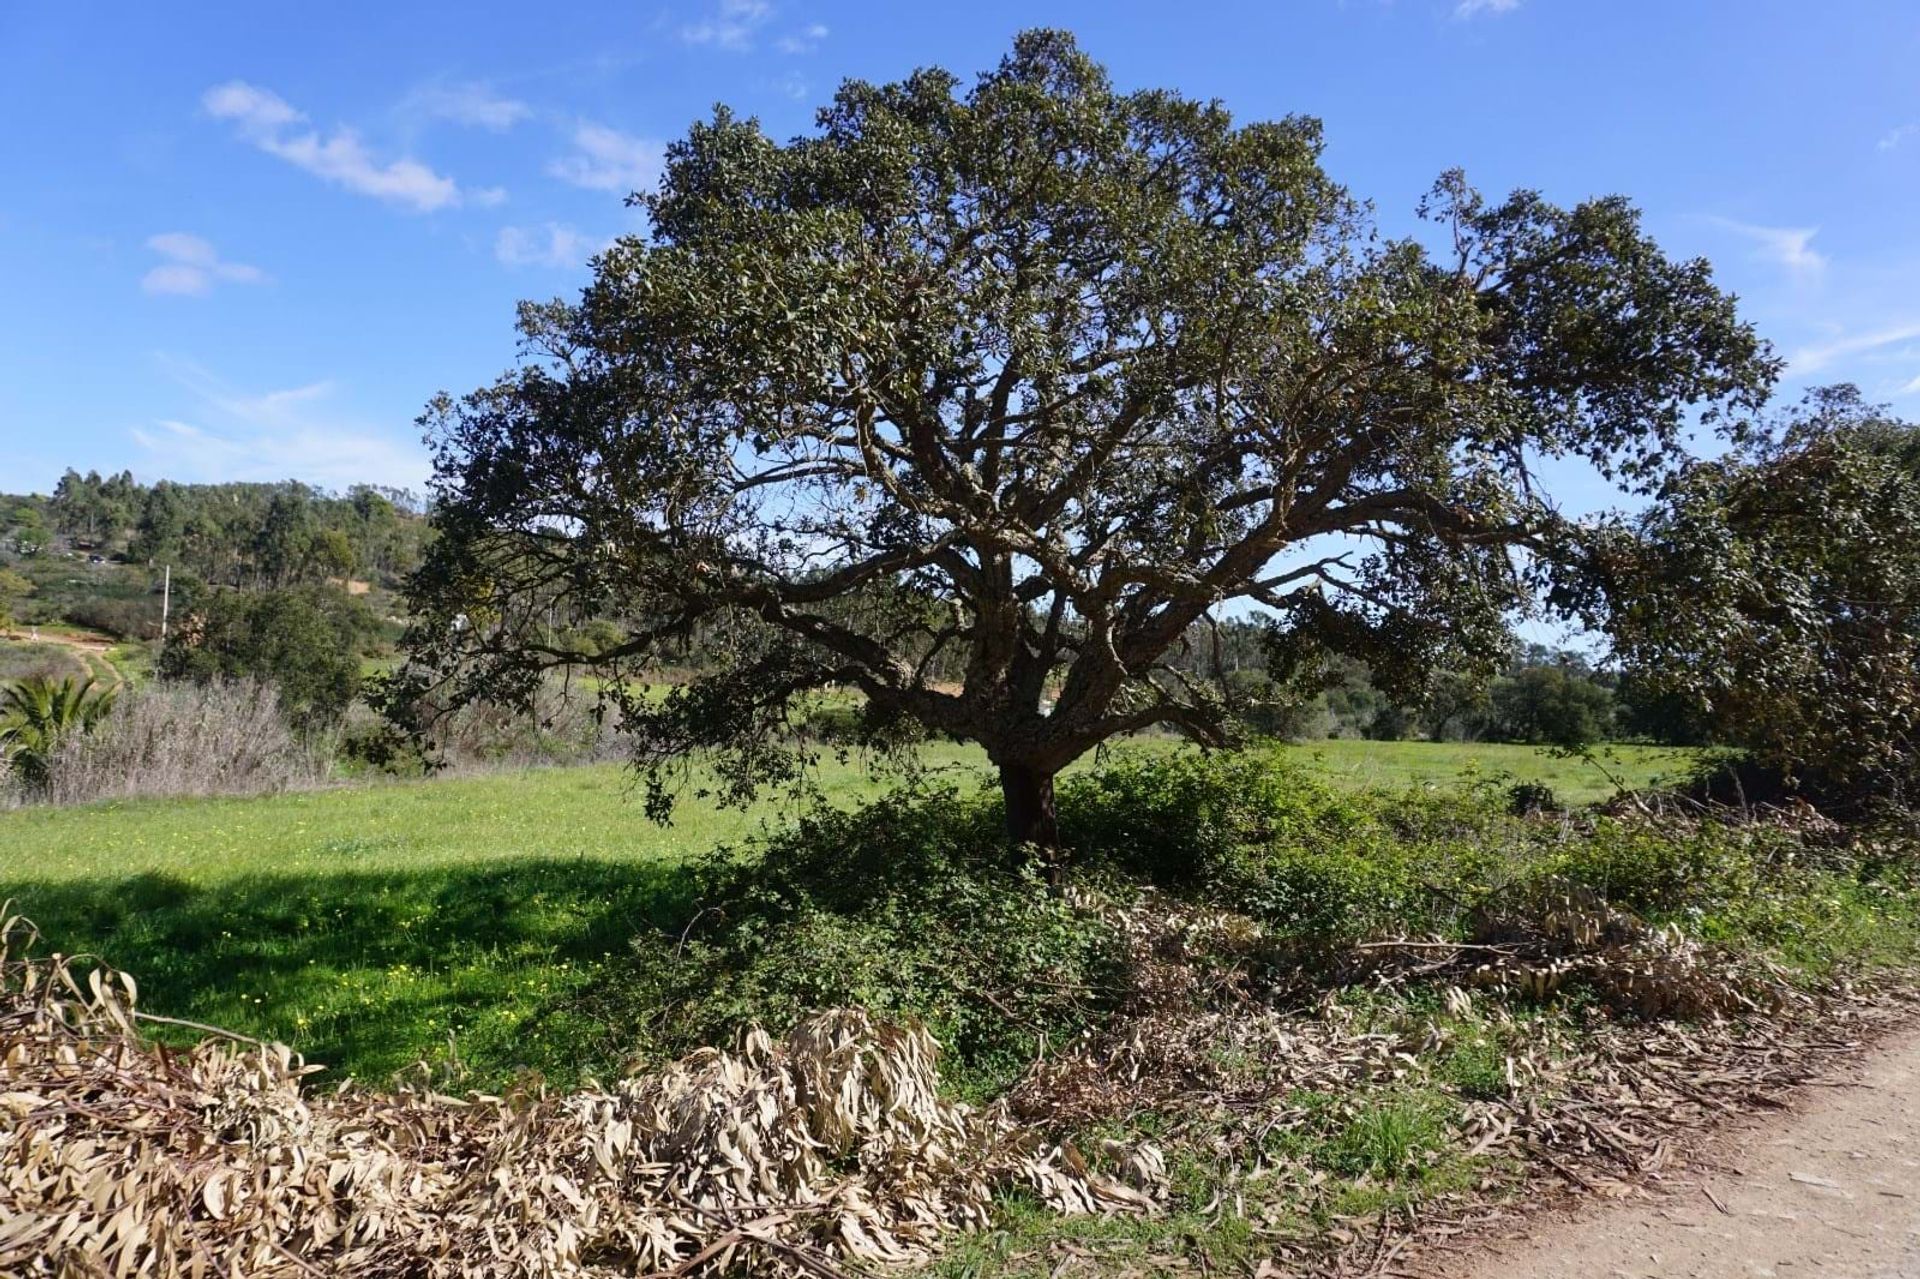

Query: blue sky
[3,0,1918,502]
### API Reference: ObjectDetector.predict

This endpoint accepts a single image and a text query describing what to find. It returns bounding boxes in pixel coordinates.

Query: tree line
[28,470,429,590]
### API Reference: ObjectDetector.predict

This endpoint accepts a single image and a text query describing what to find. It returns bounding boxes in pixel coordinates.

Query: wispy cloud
[680,0,774,51]
[203,81,474,212]
[776,22,829,54]
[548,121,664,193]
[403,81,531,131]
[141,233,269,296]
[1878,122,1920,152]
[1790,322,1920,375]
[1708,217,1827,278]
[138,358,427,490]
[1896,372,1920,397]
[495,222,599,269]
[1453,0,1521,18]
[768,71,811,101]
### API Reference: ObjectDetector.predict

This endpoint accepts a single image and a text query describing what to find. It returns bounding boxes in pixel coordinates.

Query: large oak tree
[400,31,1775,852]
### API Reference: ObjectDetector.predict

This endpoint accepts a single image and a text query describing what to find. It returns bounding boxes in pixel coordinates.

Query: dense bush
[159,584,376,727]
[590,786,1124,1096]
[1604,388,1920,803]
[41,680,324,805]
[62,595,161,641]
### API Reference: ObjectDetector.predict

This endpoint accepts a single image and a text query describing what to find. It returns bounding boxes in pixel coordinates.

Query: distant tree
[5,501,50,556]
[1612,672,1713,746]
[401,31,1775,856]
[1422,669,1494,742]
[310,528,357,581]
[1601,386,1920,801]
[160,584,374,727]
[50,469,137,546]
[130,481,189,565]
[1485,664,1615,747]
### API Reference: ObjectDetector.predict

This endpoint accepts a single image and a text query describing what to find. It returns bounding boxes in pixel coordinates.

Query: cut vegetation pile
[0,912,1160,1277]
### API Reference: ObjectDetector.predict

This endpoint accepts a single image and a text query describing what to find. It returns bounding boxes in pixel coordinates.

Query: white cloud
[138,358,427,490]
[548,121,664,193]
[776,22,829,54]
[405,82,530,131]
[1896,373,1920,396]
[680,0,773,51]
[202,81,301,131]
[203,80,472,212]
[1454,0,1521,17]
[495,222,598,269]
[1878,123,1920,152]
[141,232,269,296]
[1790,323,1920,375]
[1708,217,1827,278]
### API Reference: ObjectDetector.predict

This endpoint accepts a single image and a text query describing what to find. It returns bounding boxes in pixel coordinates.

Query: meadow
[0,739,1694,1086]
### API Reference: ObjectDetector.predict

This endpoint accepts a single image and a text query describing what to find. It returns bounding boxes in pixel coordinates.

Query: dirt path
[1447,1023,1920,1278]
[1,625,124,684]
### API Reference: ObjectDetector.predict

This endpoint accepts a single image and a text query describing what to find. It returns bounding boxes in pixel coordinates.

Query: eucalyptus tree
[401,30,1775,854]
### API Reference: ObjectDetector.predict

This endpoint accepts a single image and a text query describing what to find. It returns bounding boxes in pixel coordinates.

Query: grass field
[0,739,1695,1086]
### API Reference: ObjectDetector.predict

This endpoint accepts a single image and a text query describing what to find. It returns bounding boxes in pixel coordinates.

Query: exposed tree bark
[999,760,1062,881]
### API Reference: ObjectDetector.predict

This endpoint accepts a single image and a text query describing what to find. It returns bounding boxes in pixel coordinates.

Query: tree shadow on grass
[4,858,701,1089]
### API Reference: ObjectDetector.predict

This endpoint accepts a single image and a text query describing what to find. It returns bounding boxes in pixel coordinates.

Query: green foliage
[1485,665,1615,747]
[1604,387,1920,803]
[1328,1097,1449,1181]
[595,787,1123,1096]
[0,567,32,631]
[127,479,426,589]
[50,468,140,545]
[159,584,376,726]
[405,29,1773,846]
[1,675,117,790]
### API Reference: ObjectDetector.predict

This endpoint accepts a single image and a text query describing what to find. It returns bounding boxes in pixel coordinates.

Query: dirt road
[1450,1023,1920,1278]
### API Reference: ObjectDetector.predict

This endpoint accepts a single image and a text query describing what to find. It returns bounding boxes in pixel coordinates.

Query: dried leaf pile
[0,913,1161,1278]
[1012,882,1916,1277]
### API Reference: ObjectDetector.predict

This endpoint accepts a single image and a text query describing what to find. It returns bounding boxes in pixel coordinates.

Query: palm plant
[0,675,117,790]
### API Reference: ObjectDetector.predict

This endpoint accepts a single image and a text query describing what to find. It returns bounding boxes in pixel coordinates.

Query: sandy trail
[1446,1022,1920,1278]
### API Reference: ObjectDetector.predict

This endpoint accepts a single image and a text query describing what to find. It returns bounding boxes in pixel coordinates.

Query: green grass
[1275,739,1691,803]
[0,739,1693,1086]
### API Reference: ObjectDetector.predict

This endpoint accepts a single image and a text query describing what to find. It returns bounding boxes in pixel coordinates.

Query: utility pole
[160,564,171,643]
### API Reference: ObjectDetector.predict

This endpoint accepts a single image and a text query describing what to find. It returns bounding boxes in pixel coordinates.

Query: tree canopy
[401,30,1776,851]
[1600,386,1920,805]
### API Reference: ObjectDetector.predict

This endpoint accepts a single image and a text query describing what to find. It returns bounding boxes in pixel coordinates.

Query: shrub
[62,595,160,641]
[159,584,375,727]
[589,785,1124,1096]
[41,680,324,805]
[351,674,615,773]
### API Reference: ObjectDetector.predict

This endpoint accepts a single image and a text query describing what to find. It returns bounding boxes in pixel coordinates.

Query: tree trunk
[1000,761,1064,885]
